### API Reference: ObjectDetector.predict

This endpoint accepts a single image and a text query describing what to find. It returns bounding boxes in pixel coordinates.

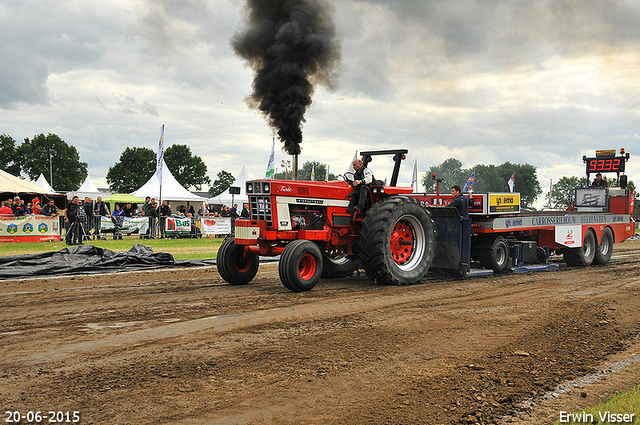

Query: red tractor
[217,149,437,292]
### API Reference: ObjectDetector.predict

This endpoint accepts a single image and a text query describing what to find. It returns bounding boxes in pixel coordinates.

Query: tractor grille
[250,196,273,228]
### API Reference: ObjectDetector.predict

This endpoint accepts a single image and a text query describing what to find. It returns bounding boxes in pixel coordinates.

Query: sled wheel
[593,227,614,265]
[479,236,510,272]
[563,229,597,266]
[279,240,323,292]
[358,196,435,285]
[217,237,258,285]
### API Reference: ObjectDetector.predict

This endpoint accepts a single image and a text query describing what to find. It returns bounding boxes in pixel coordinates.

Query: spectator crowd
[2,194,250,245]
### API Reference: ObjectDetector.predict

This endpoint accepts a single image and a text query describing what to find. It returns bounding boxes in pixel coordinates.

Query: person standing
[64,196,81,245]
[122,202,134,217]
[83,197,94,240]
[241,203,250,218]
[145,201,159,238]
[93,196,110,239]
[158,200,171,238]
[447,184,474,220]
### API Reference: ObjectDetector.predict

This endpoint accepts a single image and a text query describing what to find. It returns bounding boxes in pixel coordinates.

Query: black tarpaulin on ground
[0,243,217,279]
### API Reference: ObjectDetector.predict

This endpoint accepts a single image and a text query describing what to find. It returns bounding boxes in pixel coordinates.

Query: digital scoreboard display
[584,156,625,173]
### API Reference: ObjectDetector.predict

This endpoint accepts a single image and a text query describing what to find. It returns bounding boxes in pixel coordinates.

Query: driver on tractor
[347,158,374,215]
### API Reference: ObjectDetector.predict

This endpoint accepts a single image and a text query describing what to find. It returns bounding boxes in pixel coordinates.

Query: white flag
[325,164,329,181]
[411,159,418,192]
[347,150,358,174]
[508,173,515,193]
[156,124,164,185]
[265,137,275,179]
[311,163,315,181]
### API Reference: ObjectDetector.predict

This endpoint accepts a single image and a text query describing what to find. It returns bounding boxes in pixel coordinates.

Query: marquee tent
[0,168,57,195]
[132,159,207,203]
[0,168,65,207]
[67,175,103,200]
[208,166,250,206]
[34,173,56,192]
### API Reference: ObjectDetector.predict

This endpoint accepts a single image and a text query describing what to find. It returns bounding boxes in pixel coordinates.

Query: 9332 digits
[5,411,80,423]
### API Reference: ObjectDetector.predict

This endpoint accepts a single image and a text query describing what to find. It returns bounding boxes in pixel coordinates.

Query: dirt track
[1,240,640,425]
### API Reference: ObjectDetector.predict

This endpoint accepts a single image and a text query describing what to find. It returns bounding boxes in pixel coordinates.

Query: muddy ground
[1,240,639,425]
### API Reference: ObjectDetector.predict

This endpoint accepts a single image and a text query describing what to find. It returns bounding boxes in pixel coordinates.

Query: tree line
[420,158,542,207]
[0,132,221,194]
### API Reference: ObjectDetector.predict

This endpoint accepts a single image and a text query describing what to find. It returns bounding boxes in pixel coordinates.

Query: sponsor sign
[165,217,191,235]
[555,225,583,247]
[100,216,149,233]
[0,215,60,242]
[200,217,232,235]
[575,188,607,208]
[489,193,520,213]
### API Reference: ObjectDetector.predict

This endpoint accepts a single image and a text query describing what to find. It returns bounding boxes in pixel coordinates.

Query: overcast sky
[2,0,639,203]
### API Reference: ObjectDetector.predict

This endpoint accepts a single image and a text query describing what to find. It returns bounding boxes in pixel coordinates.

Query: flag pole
[157,124,165,208]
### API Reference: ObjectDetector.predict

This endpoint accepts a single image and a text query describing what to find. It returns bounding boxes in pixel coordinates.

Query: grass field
[0,236,225,260]
[553,385,639,424]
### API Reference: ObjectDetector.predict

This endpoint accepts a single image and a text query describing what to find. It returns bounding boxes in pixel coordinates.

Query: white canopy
[0,168,57,195]
[68,175,103,200]
[133,159,207,203]
[208,166,250,205]
[33,173,56,192]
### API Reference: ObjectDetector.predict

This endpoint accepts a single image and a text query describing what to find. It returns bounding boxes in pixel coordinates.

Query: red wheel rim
[234,250,252,273]
[297,254,317,280]
[390,220,415,265]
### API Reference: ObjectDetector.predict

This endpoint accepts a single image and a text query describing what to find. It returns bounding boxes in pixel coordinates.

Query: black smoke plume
[232,0,340,155]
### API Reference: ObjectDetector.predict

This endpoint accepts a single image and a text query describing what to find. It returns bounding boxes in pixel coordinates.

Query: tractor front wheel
[279,240,324,292]
[217,237,259,285]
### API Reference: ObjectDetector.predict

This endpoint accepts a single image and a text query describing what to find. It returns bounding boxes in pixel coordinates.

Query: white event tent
[33,173,56,192]
[208,166,250,206]
[68,175,103,200]
[133,159,207,204]
[1,169,57,195]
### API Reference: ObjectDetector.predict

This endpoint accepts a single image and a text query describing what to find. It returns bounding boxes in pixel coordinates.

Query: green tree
[17,133,87,191]
[550,176,585,209]
[474,162,542,207]
[164,144,211,190]
[420,158,466,193]
[297,161,335,181]
[107,147,155,193]
[209,170,235,196]
[0,134,20,175]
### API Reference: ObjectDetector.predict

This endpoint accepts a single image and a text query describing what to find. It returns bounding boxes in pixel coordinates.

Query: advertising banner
[489,193,521,213]
[200,217,232,235]
[0,215,60,242]
[100,216,149,234]
[555,225,583,247]
[165,217,192,235]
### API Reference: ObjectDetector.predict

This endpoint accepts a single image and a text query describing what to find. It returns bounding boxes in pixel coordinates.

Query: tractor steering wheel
[343,172,356,186]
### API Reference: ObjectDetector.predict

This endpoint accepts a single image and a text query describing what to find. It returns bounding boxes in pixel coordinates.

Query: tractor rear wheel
[358,196,435,285]
[563,229,597,266]
[321,248,360,278]
[217,237,259,285]
[593,227,614,265]
[279,240,324,292]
